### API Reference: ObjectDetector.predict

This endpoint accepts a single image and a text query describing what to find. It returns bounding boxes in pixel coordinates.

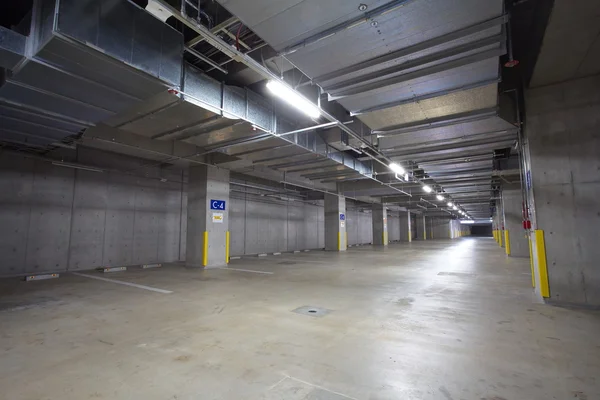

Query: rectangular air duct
[0,0,185,151]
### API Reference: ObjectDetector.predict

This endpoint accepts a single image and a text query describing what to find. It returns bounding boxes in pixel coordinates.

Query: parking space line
[218,267,274,275]
[71,272,173,294]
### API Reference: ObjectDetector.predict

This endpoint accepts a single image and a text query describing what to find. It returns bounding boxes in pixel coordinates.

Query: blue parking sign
[210,200,226,210]
[340,213,345,220]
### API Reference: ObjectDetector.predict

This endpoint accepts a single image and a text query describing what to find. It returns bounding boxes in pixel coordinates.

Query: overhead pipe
[152,0,390,167]
[184,46,228,74]
[152,0,439,199]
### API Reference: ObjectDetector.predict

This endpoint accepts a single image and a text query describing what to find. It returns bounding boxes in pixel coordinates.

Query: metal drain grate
[292,306,332,318]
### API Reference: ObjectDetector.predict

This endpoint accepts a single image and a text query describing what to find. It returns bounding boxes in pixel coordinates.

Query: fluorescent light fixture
[460,220,475,224]
[436,194,445,201]
[453,205,458,210]
[388,162,405,175]
[447,202,454,207]
[52,161,104,173]
[423,185,432,193]
[266,80,321,119]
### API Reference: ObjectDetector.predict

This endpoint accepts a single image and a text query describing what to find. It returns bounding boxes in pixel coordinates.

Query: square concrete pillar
[372,204,388,245]
[416,214,426,240]
[324,193,346,251]
[502,184,529,257]
[186,165,230,268]
[496,199,505,248]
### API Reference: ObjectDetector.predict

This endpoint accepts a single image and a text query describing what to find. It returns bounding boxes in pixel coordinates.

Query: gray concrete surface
[324,193,346,251]
[526,74,600,306]
[1,238,599,400]
[346,204,373,246]
[0,149,186,277]
[371,204,388,246]
[0,156,380,276]
[501,184,529,257]
[186,165,230,268]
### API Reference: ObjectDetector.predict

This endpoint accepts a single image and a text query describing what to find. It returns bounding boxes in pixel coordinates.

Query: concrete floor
[1,238,599,400]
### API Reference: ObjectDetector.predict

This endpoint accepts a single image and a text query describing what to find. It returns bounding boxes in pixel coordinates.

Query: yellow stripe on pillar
[535,230,550,298]
[337,231,341,251]
[528,235,535,287]
[202,231,209,267]
[225,231,230,263]
[505,230,511,255]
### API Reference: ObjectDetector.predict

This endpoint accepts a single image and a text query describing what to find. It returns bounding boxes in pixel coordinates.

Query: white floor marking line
[267,376,288,390]
[283,374,359,400]
[218,267,274,275]
[71,272,173,294]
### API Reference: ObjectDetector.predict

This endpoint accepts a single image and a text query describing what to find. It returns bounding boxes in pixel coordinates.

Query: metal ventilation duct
[0,26,26,71]
[107,63,373,178]
[0,0,183,151]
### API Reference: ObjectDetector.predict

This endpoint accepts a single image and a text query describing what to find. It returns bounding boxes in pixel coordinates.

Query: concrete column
[407,211,412,242]
[502,184,529,257]
[419,214,427,240]
[324,193,346,251]
[372,204,388,246]
[399,211,409,242]
[186,165,230,268]
[524,75,600,306]
[495,198,505,248]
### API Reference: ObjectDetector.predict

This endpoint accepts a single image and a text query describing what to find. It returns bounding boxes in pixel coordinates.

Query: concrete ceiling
[214,0,514,218]
[0,0,524,218]
[530,0,600,87]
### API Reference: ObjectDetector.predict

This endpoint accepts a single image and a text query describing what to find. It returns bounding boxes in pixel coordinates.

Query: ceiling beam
[316,14,508,84]
[326,34,504,93]
[328,46,506,99]
[374,108,498,136]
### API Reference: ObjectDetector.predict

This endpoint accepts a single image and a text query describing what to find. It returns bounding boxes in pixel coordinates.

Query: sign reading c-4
[210,200,226,210]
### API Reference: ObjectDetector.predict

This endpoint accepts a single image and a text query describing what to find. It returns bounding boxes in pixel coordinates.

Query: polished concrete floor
[1,237,599,400]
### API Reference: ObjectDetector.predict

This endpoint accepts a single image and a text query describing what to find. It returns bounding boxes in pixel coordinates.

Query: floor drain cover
[292,306,332,318]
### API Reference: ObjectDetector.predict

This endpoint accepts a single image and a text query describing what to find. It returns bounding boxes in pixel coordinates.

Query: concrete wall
[471,225,493,236]
[0,150,185,277]
[526,74,600,306]
[228,195,378,255]
[399,213,410,241]
[229,193,325,256]
[501,184,529,257]
[0,149,382,273]
[345,201,373,246]
[388,213,400,242]
[449,220,469,238]
[428,217,453,239]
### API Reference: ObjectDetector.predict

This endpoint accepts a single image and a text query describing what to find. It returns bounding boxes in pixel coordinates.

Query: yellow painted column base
[534,230,550,298]
[225,231,230,264]
[202,231,209,266]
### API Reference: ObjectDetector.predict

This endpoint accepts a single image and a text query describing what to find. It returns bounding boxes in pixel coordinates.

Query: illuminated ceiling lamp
[388,162,405,175]
[266,80,321,119]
